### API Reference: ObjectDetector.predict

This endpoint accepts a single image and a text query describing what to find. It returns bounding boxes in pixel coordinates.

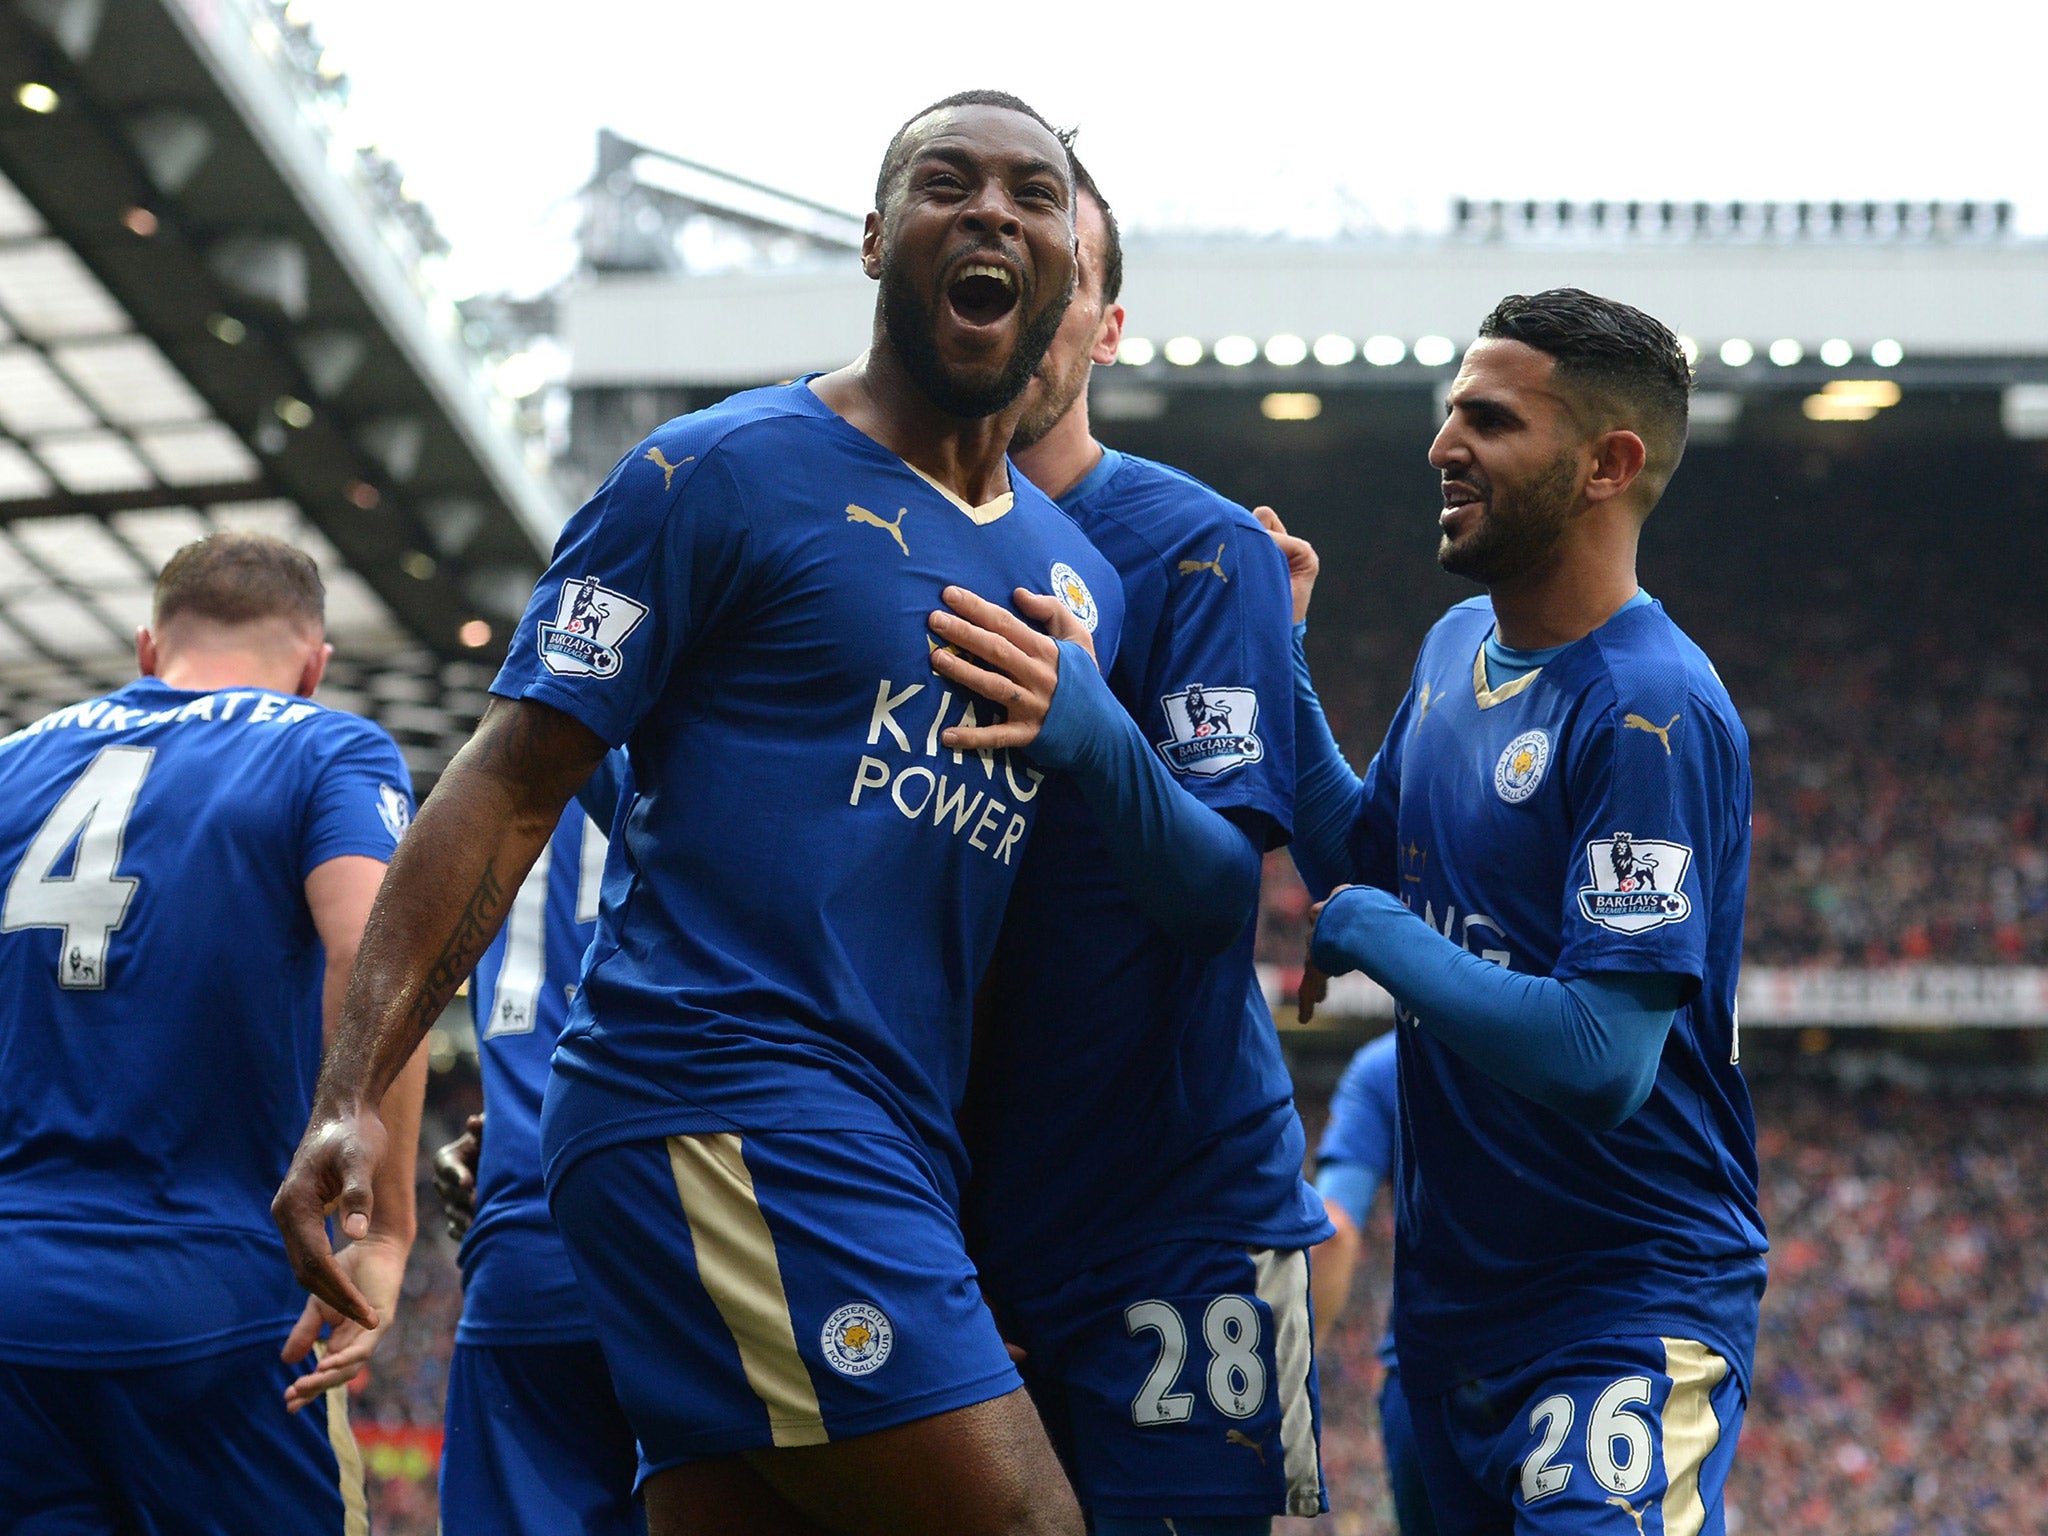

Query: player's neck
[1011,398,1102,502]
[812,348,1020,508]
[1487,545,1642,651]
[150,651,310,696]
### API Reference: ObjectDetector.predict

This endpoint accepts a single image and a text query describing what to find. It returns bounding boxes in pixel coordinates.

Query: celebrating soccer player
[432,751,639,1535]
[275,92,1122,1536]
[950,156,1330,1533]
[1270,289,1766,1536]
[0,533,423,1532]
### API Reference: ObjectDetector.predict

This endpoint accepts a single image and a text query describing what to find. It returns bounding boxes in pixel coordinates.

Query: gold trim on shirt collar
[907,462,1013,525]
[1472,643,1543,709]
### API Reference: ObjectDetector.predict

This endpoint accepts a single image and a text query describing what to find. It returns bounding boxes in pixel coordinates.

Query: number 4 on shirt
[2,745,154,990]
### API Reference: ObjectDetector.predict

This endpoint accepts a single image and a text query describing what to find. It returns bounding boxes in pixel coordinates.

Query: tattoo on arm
[407,860,506,1034]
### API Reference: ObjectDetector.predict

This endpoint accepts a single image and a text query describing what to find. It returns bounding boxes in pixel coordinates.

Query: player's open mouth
[945,262,1019,328]
[1440,482,1485,526]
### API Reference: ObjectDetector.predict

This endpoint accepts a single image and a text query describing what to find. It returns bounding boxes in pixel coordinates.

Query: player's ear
[1091,303,1125,368]
[861,211,884,281]
[296,640,333,699]
[1584,428,1647,507]
[135,625,160,679]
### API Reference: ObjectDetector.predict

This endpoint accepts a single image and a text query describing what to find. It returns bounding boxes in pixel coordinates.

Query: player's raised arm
[273,697,607,1328]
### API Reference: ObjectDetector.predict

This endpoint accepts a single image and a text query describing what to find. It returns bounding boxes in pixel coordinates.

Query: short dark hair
[1068,151,1123,307]
[1478,288,1693,495]
[874,89,1069,213]
[154,531,324,630]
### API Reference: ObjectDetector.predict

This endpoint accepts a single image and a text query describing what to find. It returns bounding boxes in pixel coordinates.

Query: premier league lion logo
[1609,831,1661,892]
[1183,684,1235,738]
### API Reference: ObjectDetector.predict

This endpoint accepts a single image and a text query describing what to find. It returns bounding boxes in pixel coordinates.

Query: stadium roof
[567,197,2048,390]
[0,0,565,774]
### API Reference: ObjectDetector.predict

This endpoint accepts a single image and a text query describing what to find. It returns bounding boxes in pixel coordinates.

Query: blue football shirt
[491,382,1124,1205]
[458,804,607,1345]
[1344,595,1766,1396]
[1315,1031,1399,1367]
[0,679,409,1367]
[965,449,1328,1305]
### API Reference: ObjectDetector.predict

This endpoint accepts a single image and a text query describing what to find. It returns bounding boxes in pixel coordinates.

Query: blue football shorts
[0,1338,363,1535]
[440,1339,643,1536]
[1003,1239,1325,1522]
[549,1130,1020,1476]
[1403,1335,1746,1536]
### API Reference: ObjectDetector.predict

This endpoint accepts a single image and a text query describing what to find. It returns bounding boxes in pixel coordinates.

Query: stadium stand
[1286,1068,2048,1536]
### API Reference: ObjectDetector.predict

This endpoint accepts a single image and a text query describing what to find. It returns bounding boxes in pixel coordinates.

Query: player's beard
[1009,334,1093,451]
[1437,448,1580,585]
[879,250,1073,420]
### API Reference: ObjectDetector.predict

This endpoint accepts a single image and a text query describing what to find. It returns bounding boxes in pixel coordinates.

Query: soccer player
[957,157,1329,1535]
[274,92,1125,1536]
[1309,1032,1434,1536]
[0,532,422,1532]
[432,752,640,1535]
[1270,288,1766,1536]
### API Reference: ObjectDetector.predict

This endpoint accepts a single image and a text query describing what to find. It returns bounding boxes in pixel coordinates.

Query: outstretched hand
[927,586,1098,753]
[1252,505,1319,625]
[271,1103,389,1334]
[280,1231,406,1412]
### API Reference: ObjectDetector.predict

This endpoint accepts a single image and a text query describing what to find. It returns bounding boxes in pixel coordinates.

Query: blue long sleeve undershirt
[1312,884,1687,1132]
[1289,619,1684,1131]
[1026,640,1262,955]
[1289,623,1366,901]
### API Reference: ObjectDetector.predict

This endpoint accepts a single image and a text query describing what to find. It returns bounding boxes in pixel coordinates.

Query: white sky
[297,0,2048,299]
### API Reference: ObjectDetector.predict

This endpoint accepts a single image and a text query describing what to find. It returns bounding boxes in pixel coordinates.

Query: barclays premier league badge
[1578,832,1694,933]
[1156,685,1265,778]
[538,575,649,680]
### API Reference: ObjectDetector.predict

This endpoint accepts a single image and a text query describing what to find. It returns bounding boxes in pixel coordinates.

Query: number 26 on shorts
[1124,1296,1268,1425]
[1521,1375,1656,1503]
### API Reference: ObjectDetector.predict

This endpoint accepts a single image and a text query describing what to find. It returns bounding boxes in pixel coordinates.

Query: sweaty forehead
[900,104,1069,181]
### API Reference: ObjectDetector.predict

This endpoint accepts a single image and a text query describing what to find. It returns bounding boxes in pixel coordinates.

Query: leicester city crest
[820,1301,894,1377]
[1048,561,1099,634]
[538,575,650,680]
[1156,684,1264,778]
[1494,729,1551,804]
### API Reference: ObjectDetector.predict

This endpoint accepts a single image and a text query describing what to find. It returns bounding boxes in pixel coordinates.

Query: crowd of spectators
[1256,591,2048,971]
[1286,1078,2048,1536]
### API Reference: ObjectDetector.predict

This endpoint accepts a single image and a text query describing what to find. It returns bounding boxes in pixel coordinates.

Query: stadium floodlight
[495,351,548,400]
[1802,395,1878,422]
[1163,336,1204,366]
[1870,339,1904,367]
[1116,337,1156,367]
[1719,339,1755,367]
[14,83,58,115]
[1213,335,1258,367]
[458,619,493,648]
[1819,338,1853,367]
[1363,335,1406,367]
[1313,334,1357,366]
[1413,335,1457,367]
[207,313,247,345]
[1676,336,1701,367]
[121,208,159,237]
[1769,339,1804,367]
[1821,380,1901,408]
[2000,384,2048,440]
[1263,334,1308,366]
[401,551,438,581]
[1260,392,1322,421]
[273,395,314,429]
